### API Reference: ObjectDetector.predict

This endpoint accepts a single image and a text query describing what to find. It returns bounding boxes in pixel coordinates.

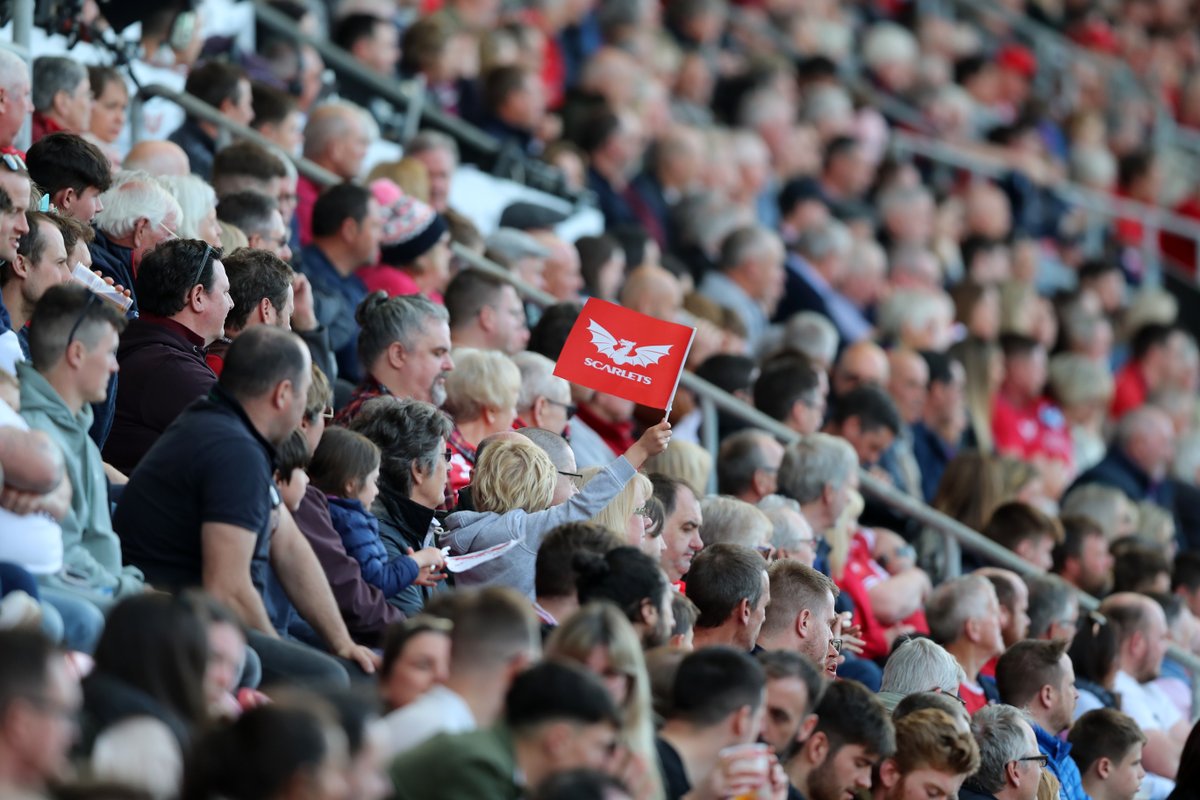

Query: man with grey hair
[445,270,529,356]
[717,429,784,505]
[1072,406,1178,531]
[518,427,578,505]
[1025,575,1080,645]
[510,352,572,436]
[961,704,1042,800]
[405,131,459,213]
[772,311,839,372]
[90,171,183,312]
[699,496,773,552]
[758,495,820,565]
[926,574,1004,714]
[298,100,376,245]
[777,433,858,535]
[877,637,965,711]
[31,56,91,141]
[699,224,785,351]
[779,218,868,344]
[337,293,454,425]
[485,228,550,293]
[0,49,31,156]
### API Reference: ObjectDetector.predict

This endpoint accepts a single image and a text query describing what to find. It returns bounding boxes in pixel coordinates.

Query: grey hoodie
[441,455,637,598]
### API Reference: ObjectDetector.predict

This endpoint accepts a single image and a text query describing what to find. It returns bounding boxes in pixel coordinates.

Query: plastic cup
[71,263,133,313]
[719,743,773,800]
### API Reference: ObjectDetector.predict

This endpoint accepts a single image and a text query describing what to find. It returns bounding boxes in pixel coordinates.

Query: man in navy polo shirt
[113,326,378,684]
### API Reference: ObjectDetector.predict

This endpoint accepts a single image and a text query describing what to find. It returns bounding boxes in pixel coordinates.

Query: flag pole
[663,326,697,420]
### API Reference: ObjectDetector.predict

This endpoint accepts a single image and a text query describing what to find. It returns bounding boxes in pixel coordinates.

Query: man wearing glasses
[961,705,1045,800]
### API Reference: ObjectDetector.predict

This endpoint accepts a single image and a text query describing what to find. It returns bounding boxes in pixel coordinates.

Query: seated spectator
[380,586,540,757]
[301,183,381,382]
[446,270,530,356]
[575,547,676,648]
[358,182,452,303]
[0,630,80,795]
[873,708,981,800]
[210,142,292,217]
[443,348,521,493]
[960,704,1043,800]
[1054,515,1115,598]
[776,433,858,539]
[926,575,1005,714]
[389,660,621,799]
[3,212,71,359]
[24,134,111,223]
[19,284,144,602]
[643,441,714,502]
[519,428,583,508]
[481,65,548,156]
[1067,709,1147,800]
[1099,592,1186,781]
[1072,407,1178,527]
[511,352,571,435]
[309,426,445,601]
[684,543,770,651]
[716,430,785,505]
[1048,353,1113,473]
[1174,551,1200,619]
[485,227,551,291]
[297,102,376,245]
[877,637,964,711]
[378,616,451,713]
[404,131,458,214]
[1111,324,1190,419]
[580,108,644,232]
[649,474,704,584]
[656,647,777,800]
[1070,610,1120,717]
[758,559,840,676]
[333,13,401,129]
[80,594,208,798]
[1025,575,1081,645]
[443,422,670,597]
[348,398,454,615]
[582,470,654,553]
[534,522,623,627]
[911,350,967,503]
[0,49,30,158]
[982,502,1063,572]
[337,293,453,425]
[215,191,292,262]
[698,225,785,352]
[157,174,223,247]
[975,568,1030,656]
[995,640,1086,800]
[249,81,303,157]
[1060,484,1138,543]
[207,248,295,374]
[785,679,895,800]
[122,141,190,177]
[104,240,231,473]
[698,496,773,553]
[31,56,91,142]
[758,649,824,762]
[1111,539,1171,594]
[90,172,181,311]
[180,590,255,719]
[534,232,584,303]
[169,62,254,180]
[114,327,376,685]
[825,385,903,482]
[758,496,821,565]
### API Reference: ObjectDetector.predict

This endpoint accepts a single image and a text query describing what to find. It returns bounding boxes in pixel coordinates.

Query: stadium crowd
[3,0,1200,797]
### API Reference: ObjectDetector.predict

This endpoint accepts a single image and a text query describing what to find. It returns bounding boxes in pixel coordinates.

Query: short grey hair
[795,220,851,263]
[1174,431,1200,484]
[355,292,449,369]
[518,427,574,472]
[1060,484,1130,541]
[719,225,781,273]
[0,50,28,93]
[758,495,808,551]
[406,130,460,164]
[802,85,852,126]
[1048,353,1113,409]
[303,100,376,159]
[1070,145,1116,189]
[777,311,839,366]
[32,56,86,113]
[880,638,962,695]
[877,289,952,342]
[485,228,550,267]
[95,170,183,239]
[1025,575,1077,639]
[156,174,217,241]
[699,495,773,549]
[862,23,918,69]
[511,351,569,412]
[968,705,1033,795]
[926,574,995,645]
[777,433,857,506]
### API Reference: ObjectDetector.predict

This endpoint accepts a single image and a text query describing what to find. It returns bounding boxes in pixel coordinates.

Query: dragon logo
[587,319,673,367]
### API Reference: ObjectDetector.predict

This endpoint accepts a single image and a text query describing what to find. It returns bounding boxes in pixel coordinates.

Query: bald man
[620,265,683,321]
[297,101,374,244]
[122,140,190,176]
[531,231,583,302]
[832,340,890,399]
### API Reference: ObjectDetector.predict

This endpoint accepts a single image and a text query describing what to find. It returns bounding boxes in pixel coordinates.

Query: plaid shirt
[446,426,477,495]
[335,376,391,427]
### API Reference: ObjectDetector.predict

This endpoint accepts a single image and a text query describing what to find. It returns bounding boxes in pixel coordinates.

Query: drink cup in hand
[71,263,133,312]
[718,743,773,799]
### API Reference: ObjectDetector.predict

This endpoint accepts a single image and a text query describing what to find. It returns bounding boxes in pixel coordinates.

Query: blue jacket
[327,496,420,598]
[1034,723,1090,800]
[299,245,367,384]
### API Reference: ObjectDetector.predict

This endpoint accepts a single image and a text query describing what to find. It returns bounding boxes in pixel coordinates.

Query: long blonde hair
[547,604,663,800]
[949,336,999,454]
[825,488,865,581]
[643,440,712,496]
[582,469,652,545]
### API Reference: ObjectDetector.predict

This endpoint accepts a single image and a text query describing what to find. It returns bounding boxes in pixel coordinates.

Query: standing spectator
[1067,709,1147,800]
[31,57,92,143]
[90,173,181,311]
[168,62,254,180]
[649,474,704,584]
[757,560,840,677]
[24,134,112,223]
[872,709,980,800]
[105,240,231,474]
[960,704,1044,800]
[0,630,80,794]
[995,640,1085,800]
[685,543,770,652]
[926,575,1005,714]
[19,285,144,603]
[297,102,376,245]
[301,183,381,382]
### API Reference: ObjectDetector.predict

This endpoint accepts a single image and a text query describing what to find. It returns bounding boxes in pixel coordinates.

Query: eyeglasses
[546,399,578,417]
[444,448,453,463]
[634,506,651,517]
[1015,755,1049,769]
[950,692,968,708]
[157,220,179,240]
[66,292,102,348]
[558,469,583,480]
[830,638,843,654]
[321,407,335,421]
[1,153,26,172]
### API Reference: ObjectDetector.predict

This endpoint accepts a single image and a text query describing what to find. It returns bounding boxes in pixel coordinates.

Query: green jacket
[390,726,521,800]
[17,362,144,598]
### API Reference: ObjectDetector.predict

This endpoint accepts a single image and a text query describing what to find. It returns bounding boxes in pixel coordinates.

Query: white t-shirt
[379,685,476,759]
[1113,670,1183,732]
[0,401,64,575]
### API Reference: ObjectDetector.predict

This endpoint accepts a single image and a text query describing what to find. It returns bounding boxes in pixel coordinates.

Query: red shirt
[30,112,65,144]
[575,403,635,456]
[296,174,320,247]
[959,680,989,715]
[991,392,1074,467]
[357,264,444,305]
[1110,361,1148,419]
[446,426,477,495]
[836,529,930,661]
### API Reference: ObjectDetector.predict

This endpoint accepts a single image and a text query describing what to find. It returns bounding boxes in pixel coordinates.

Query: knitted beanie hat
[371,178,449,267]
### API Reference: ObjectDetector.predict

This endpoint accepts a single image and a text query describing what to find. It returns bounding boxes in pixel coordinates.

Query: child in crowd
[308,427,445,598]
[273,430,312,514]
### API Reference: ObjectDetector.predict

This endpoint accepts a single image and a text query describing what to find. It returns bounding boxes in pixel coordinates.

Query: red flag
[554,298,696,411]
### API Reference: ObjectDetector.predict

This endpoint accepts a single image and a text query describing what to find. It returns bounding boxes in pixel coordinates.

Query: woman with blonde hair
[367,158,432,203]
[948,336,1001,453]
[443,421,673,598]
[443,348,522,494]
[1047,353,1113,472]
[643,439,712,496]
[547,603,663,800]
[580,468,655,552]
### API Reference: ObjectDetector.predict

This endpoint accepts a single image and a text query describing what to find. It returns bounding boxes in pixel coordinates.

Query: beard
[430,374,448,408]
[807,755,850,800]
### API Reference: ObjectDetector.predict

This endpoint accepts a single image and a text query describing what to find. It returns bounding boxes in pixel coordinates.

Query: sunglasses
[66,293,102,348]
[444,448,453,463]
[546,399,578,417]
[1,153,26,172]
[191,243,215,292]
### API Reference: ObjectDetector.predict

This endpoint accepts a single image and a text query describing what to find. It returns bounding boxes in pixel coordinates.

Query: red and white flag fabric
[553,298,696,411]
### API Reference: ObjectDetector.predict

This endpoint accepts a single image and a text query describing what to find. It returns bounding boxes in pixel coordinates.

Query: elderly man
[699,225,786,351]
[876,637,964,711]
[485,228,550,293]
[1072,407,1178,524]
[31,56,91,142]
[758,496,820,565]
[620,264,683,321]
[926,575,1005,714]
[776,433,858,537]
[90,172,181,311]
[405,131,458,213]
[0,50,32,157]
[297,101,375,244]
[960,705,1043,800]
[511,352,572,435]
[717,430,785,505]
[122,140,190,176]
